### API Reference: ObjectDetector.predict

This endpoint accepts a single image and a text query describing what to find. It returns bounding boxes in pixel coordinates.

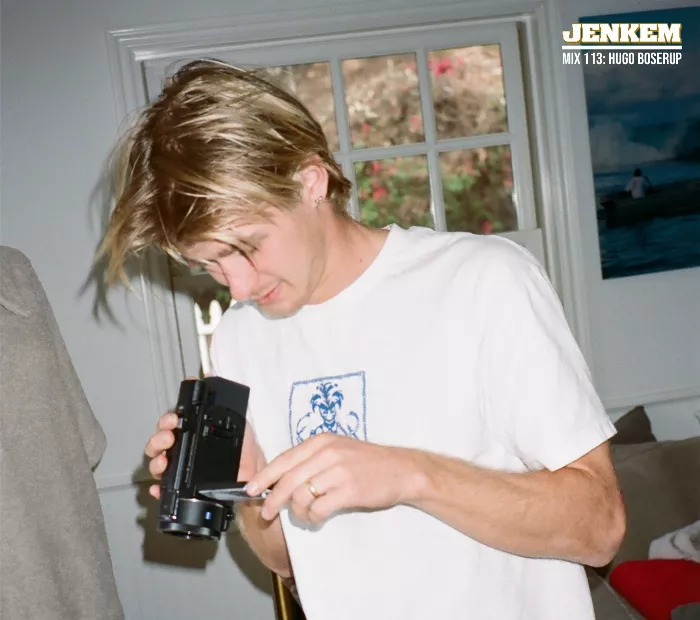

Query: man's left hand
[245,434,424,524]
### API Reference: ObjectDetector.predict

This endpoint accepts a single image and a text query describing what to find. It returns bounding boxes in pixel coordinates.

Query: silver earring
[314,196,325,206]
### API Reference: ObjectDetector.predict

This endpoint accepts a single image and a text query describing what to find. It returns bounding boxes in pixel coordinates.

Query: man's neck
[308,216,389,305]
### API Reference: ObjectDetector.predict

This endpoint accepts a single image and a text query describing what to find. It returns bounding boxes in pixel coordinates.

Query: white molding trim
[107,0,543,63]
[522,2,596,369]
[104,37,187,422]
[603,384,700,414]
[139,256,187,413]
[104,0,598,405]
[97,473,143,491]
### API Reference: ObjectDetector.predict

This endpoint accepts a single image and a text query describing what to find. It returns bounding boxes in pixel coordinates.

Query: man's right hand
[144,411,179,500]
[142,395,292,579]
[142,381,290,578]
[144,410,266,500]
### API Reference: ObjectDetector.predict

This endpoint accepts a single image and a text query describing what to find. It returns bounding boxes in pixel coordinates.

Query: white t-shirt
[211,225,616,620]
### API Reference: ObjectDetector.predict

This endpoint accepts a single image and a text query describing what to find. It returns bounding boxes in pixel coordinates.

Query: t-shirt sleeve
[478,241,616,471]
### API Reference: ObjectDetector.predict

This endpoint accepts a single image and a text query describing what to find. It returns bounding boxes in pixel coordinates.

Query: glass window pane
[440,146,516,234]
[429,45,507,140]
[343,54,423,148]
[259,63,339,152]
[354,155,432,228]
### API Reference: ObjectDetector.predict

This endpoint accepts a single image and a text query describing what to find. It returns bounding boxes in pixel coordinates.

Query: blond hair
[98,59,351,285]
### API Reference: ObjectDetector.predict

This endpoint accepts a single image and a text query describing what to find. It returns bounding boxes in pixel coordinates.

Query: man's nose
[221,261,258,302]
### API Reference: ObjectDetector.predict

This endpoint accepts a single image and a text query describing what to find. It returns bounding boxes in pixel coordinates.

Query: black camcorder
[158,376,265,541]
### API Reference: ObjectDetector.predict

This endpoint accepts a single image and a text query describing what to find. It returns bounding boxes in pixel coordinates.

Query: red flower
[372,186,389,202]
[429,58,453,76]
[371,161,382,174]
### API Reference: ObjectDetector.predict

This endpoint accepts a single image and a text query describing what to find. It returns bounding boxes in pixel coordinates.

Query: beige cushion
[611,406,657,445]
[610,438,700,572]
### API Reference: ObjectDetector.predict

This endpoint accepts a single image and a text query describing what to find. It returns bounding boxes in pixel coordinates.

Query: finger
[148,453,168,479]
[144,429,175,459]
[157,376,197,432]
[247,436,327,496]
[288,481,316,521]
[305,488,344,525]
[149,484,161,499]
[157,412,179,432]
[260,456,329,521]
[289,466,344,523]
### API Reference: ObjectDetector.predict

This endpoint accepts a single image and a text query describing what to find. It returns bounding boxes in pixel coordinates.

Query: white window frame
[106,0,593,423]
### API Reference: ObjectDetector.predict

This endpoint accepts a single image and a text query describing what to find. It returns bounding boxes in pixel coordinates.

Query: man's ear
[296,161,329,206]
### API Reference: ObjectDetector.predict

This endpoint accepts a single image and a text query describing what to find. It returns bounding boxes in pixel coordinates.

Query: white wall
[0,0,334,617]
[555,0,700,438]
[1,0,699,617]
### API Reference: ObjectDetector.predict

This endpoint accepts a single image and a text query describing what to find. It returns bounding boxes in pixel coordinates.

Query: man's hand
[245,434,422,523]
[246,434,624,567]
[144,411,178,499]
[142,384,292,576]
[144,404,265,499]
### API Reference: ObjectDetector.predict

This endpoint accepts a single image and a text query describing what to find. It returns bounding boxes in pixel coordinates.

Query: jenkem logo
[562,23,682,49]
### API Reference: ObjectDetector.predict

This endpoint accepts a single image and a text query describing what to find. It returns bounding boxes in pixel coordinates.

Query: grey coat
[0,247,124,620]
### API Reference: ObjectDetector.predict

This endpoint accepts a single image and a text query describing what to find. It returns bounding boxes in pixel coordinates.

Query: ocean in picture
[581,6,700,280]
[594,160,700,279]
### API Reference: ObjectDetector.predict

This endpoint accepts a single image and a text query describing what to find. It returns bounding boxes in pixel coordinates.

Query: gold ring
[307,480,322,499]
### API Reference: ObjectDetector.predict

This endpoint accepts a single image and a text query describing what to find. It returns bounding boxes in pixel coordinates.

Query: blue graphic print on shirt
[289,371,367,446]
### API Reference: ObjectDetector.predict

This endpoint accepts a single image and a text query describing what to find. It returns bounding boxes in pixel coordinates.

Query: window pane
[429,45,507,140]
[259,63,339,152]
[343,54,423,148]
[355,156,432,228]
[440,146,516,234]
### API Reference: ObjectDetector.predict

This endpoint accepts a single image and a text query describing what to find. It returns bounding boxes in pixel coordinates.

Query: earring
[314,196,325,207]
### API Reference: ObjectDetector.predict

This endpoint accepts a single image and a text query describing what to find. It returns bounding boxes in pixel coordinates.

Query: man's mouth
[254,284,279,305]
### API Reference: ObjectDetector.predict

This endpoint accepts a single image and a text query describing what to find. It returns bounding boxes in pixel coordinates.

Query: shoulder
[0,247,43,316]
[0,246,34,271]
[209,301,264,376]
[397,225,536,262]
[396,226,546,290]
[212,300,262,343]
[467,234,547,286]
[465,235,560,317]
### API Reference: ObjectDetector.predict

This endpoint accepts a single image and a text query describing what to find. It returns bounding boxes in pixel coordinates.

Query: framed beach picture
[579,6,700,279]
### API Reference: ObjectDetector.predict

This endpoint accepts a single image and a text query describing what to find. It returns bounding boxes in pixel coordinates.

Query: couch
[587,407,700,619]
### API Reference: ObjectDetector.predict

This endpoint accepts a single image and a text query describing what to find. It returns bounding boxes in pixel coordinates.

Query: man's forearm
[402,445,625,567]
[235,501,292,578]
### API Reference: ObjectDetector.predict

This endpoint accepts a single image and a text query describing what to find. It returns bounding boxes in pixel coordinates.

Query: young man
[102,60,625,620]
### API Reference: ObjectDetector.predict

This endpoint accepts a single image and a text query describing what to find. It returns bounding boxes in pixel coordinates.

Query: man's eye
[233,243,256,255]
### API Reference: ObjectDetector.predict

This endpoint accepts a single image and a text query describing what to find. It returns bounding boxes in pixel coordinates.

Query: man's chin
[256,300,301,320]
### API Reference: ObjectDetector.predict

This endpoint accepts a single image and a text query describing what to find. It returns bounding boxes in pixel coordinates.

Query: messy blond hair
[98,59,352,285]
